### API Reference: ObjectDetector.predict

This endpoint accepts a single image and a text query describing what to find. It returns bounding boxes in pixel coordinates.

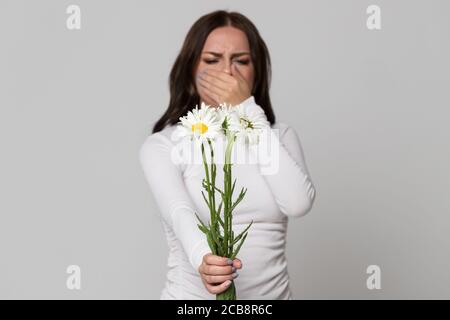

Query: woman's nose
[223,63,231,74]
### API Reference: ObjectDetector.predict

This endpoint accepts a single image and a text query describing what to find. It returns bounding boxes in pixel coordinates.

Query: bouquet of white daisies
[176,99,269,300]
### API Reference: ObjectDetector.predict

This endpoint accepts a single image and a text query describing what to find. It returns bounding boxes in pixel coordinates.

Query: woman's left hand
[196,64,251,107]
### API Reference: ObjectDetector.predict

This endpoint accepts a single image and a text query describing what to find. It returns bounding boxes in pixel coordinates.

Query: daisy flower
[217,103,239,135]
[227,101,270,145]
[176,102,223,145]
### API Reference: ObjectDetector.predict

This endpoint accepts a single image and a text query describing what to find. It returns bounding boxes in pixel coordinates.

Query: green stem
[223,135,235,256]
[223,164,229,256]
[207,139,220,243]
[228,163,233,256]
[201,142,219,255]
[216,281,236,300]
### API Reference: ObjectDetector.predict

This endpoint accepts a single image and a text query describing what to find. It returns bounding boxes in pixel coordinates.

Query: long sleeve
[241,96,317,218]
[139,132,211,271]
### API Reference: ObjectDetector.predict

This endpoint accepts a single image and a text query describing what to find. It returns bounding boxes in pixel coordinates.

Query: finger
[198,81,223,104]
[198,80,227,103]
[198,73,229,91]
[204,254,233,266]
[204,280,233,295]
[232,258,242,269]
[196,83,219,105]
[201,88,218,106]
[197,77,225,96]
[203,273,238,285]
[204,264,235,276]
[204,69,235,85]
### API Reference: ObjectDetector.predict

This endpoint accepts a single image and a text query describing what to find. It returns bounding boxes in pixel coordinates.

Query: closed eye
[203,59,250,65]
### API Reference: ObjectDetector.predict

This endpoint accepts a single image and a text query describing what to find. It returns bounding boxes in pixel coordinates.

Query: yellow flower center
[191,122,208,134]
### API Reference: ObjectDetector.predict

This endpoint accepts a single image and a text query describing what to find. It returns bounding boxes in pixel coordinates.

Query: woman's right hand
[198,253,242,294]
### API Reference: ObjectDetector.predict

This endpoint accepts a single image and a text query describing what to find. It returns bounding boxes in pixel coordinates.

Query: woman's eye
[203,59,250,65]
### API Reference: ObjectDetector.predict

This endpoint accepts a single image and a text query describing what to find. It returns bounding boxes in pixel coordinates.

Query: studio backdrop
[1,0,449,299]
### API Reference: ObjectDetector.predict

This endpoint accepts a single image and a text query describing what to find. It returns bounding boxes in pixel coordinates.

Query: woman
[139,10,316,299]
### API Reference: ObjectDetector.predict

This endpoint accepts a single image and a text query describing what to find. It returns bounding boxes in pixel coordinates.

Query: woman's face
[194,26,255,106]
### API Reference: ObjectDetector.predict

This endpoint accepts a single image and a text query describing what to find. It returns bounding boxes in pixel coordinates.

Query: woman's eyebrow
[203,51,250,58]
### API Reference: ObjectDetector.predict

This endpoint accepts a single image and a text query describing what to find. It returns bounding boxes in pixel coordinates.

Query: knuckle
[211,266,219,275]
[205,265,211,274]
[211,266,219,274]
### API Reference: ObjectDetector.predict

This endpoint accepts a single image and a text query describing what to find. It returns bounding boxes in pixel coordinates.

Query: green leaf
[217,213,225,229]
[231,178,237,195]
[232,220,253,245]
[195,212,207,229]
[201,191,210,207]
[206,231,216,255]
[210,227,223,251]
[230,187,247,212]
[217,200,223,215]
[197,224,208,234]
[231,232,248,260]
[213,186,224,197]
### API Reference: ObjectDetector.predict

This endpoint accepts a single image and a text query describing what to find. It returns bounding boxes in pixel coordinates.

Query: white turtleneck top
[139,96,316,299]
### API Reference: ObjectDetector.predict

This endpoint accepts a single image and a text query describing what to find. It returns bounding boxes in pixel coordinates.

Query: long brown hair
[152,10,275,134]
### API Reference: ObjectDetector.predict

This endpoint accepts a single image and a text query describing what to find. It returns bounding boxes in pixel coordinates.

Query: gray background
[1,0,449,299]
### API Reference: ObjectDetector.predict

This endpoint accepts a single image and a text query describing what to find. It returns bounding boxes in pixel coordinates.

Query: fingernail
[224,280,231,286]
[226,258,233,265]
[232,267,236,272]
[232,272,238,278]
